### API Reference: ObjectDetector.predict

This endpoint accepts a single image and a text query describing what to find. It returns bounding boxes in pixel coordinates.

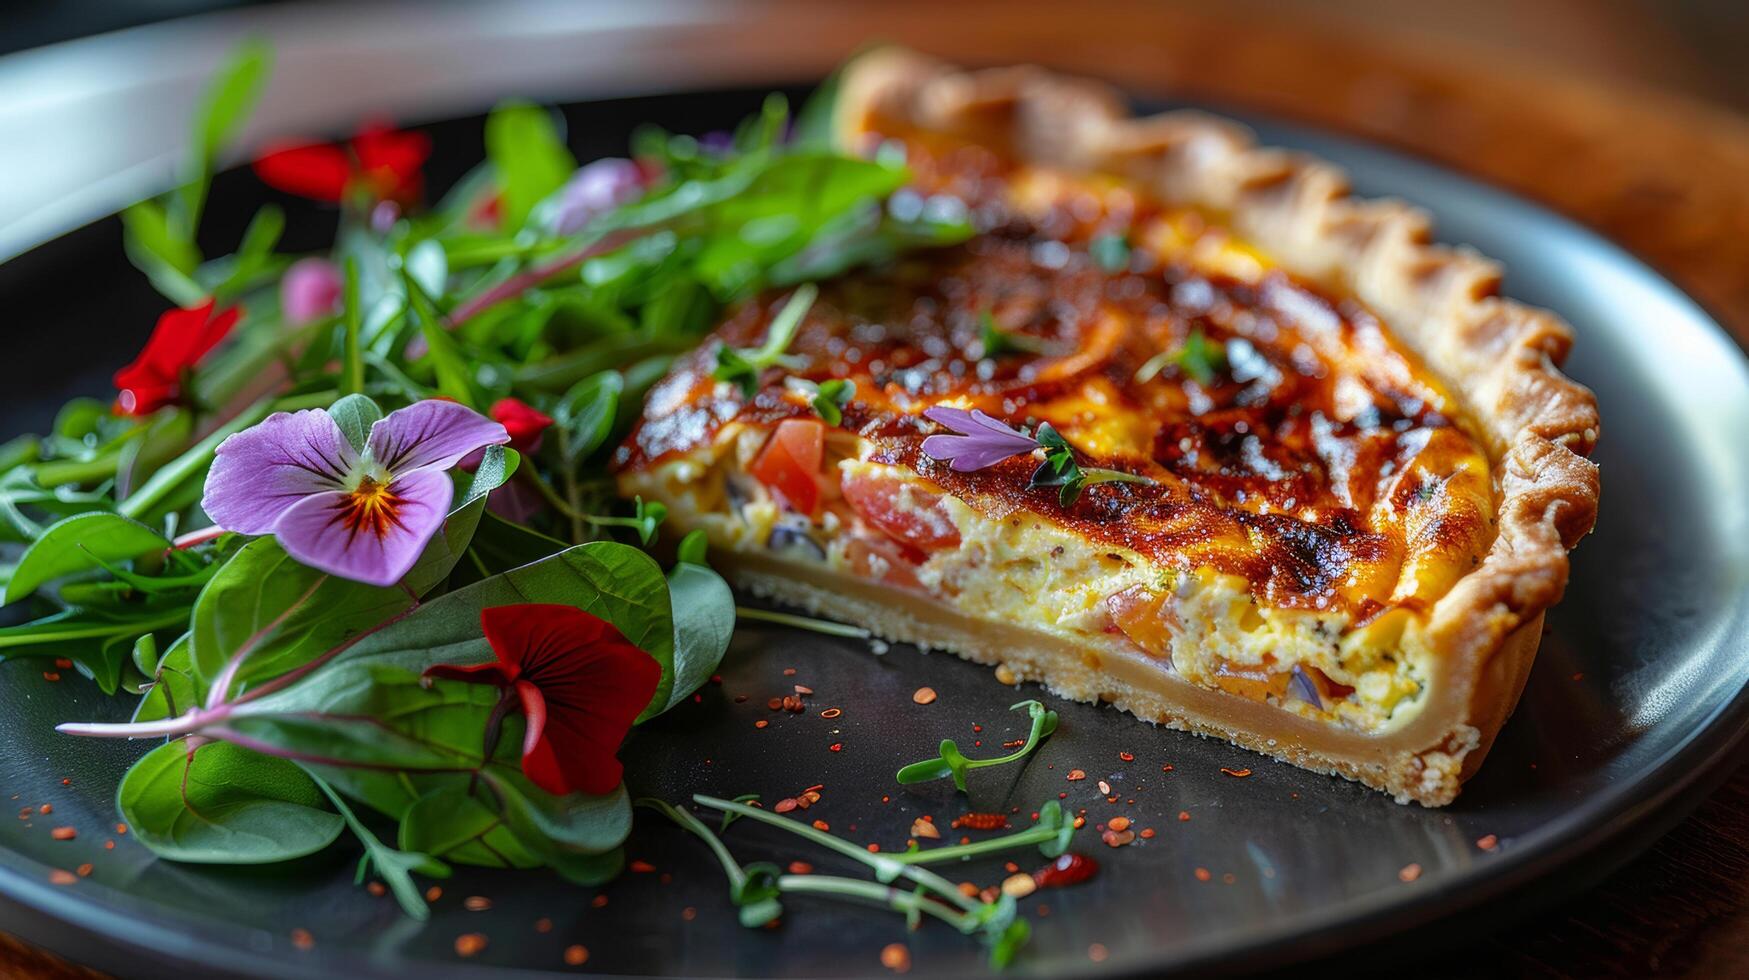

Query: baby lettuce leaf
[118,738,343,864]
[5,511,171,604]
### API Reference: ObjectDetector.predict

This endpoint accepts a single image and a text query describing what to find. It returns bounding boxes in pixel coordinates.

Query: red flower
[489,398,554,453]
[423,605,660,796]
[114,300,242,416]
[253,122,431,206]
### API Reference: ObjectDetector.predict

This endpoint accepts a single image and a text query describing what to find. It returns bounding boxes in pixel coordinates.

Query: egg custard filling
[613,51,1599,805]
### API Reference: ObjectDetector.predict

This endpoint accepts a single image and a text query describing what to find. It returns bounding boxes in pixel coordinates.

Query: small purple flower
[551,158,645,235]
[920,407,1040,472]
[201,400,509,586]
[370,200,401,234]
[281,258,342,326]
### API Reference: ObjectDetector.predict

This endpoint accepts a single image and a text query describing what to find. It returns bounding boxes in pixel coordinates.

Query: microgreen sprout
[808,378,856,426]
[977,309,1048,359]
[688,793,1069,967]
[585,495,666,546]
[897,699,1061,792]
[1026,423,1153,507]
[1135,326,1227,385]
[735,606,872,639]
[714,283,819,397]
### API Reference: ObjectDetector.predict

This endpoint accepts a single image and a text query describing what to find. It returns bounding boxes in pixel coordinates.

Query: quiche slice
[614,50,1600,806]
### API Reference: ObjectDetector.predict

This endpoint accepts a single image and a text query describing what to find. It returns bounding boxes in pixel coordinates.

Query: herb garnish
[808,378,856,425]
[1135,326,1227,385]
[1026,422,1153,506]
[1089,233,1131,273]
[713,283,819,397]
[977,309,1048,359]
[897,699,1060,791]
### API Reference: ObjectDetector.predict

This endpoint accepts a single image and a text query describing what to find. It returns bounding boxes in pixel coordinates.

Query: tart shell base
[724,550,1541,806]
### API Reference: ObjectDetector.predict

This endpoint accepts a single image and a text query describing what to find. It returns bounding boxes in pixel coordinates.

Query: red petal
[112,300,231,416]
[489,398,554,453]
[254,141,352,201]
[480,604,661,796]
[352,123,431,205]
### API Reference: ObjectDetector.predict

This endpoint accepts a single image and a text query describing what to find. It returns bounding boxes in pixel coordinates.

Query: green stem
[886,825,1062,867]
[341,257,364,396]
[31,454,125,489]
[775,874,976,931]
[692,794,980,914]
[734,607,871,639]
[636,798,749,893]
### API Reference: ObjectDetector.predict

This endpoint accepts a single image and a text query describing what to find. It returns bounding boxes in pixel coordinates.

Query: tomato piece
[841,472,961,551]
[1104,585,1178,659]
[1208,660,1292,703]
[845,536,924,591]
[749,419,826,516]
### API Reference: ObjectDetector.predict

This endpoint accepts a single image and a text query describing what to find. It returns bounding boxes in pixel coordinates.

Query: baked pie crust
[615,50,1600,805]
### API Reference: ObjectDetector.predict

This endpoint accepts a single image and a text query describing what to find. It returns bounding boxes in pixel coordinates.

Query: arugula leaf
[118,739,343,863]
[177,39,273,237]
[5,512,171,604]
[1134,327,1227,385]
[552,370,623,465]
[484,100,577,232]
[120,201,204,306]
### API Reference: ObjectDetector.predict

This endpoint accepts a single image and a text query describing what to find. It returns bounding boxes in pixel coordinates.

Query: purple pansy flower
[551,158,645,235]
[919,407,1041,472]
[281,258,343,326]
[201,400,509,587]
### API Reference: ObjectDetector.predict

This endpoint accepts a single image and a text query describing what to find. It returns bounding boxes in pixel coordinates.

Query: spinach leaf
[638,559,734,722]
[118,739,343,864]
[484,101,577,232]
[400,782,541,869]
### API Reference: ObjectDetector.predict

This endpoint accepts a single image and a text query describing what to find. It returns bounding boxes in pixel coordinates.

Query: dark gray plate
[3,52,1749,980]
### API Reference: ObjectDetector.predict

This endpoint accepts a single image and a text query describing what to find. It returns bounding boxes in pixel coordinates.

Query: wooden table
[4,1,1748,976]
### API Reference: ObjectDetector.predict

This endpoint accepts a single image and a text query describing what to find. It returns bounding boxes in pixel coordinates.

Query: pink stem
[450,227,650,324]
[205,575,329,710]
[171,525,227,550]
[57,704,231,740]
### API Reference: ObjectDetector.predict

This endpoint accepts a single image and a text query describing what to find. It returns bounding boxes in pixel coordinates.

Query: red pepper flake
[1107,816,1130,832]
[42,672,60,682]
[49,826,76,841]
[629,860,657,873]
[590,895,609,909]
[755,720,769,729]
[911,818,940,839]
[812,819,830,832]
[794,685,813,695]
[533,917,552,933]
[866,843,880,853]
[775,798,799,813]
[827,741,843,752]
[952,812,1008,831]
[1476,834,1499,851]
[40,806,53,816]
[75,863,93,877]
[767,697,784,710]
[734,695,749,703]
[454,933,488,957]
[1119,751,1134,762]
[682,906,697,920]
[972,724,983,733]
[290,928,315,951]
[1097,780,1111,795]
[103,840,115,850]
[1033,852,1099,888]
[880,942,912,973]
[1089,943,1110,963]
[1572,672,1584,681]
[783,668,798,677]
[1220,767,1252,778]
[1140,828,1156,839]
[912,687,937,705]
[710,674,723,685]
[47,868,77,886]
[1100,828,1136,848]
[1162,764,1175,772]
[1066,769,1086,781]
[821,708,843,719]
[1194,867,1211,882]
[115,823,127,835]
[60,778,71,786]
[16,807,29,820]
[367,881,386,897]
[788,861,814,874]
[427,886,444,902]
[1178,811,1191,822]
[464,895,492,911]
[564,945,589,966]
[54,658,73,670]
[1001,739,1025,749]
[1399,863,1422,883]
